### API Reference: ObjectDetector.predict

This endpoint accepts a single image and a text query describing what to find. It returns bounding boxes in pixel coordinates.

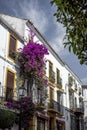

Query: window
[6,70,15,101]
[79,88,82,95]
[57,68,60,84]
[70,115,77,130]
[8,34,17,60]
[56,68,62,87]
[43,63,46,74]
[27,79,33,97]
[57,122,62,130]
[57,91,61,103]
[37,117,45,130]
[49,61,53,72]
[50,87,54,100]
[74,97,77,108]
[49,61,55,83]
[68,75,73,87]
[37,88,43,104]
[49,61,53,78]
[69,92,74,109]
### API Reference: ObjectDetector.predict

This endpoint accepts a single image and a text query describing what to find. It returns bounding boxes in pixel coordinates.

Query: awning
[56,117,65,124]
[36,112,50,120]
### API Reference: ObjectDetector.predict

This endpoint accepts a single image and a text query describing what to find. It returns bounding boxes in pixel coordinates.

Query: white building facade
[0,14,84,130]
[82,85,87,130]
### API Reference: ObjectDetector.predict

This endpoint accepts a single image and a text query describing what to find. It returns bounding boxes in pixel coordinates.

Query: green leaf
[51,0,87,64]
[0,109,17,129]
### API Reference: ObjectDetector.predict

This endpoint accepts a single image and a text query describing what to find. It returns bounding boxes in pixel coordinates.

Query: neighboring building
[82,85,87,130]
[63,65,84,130]
[0,14,84,130]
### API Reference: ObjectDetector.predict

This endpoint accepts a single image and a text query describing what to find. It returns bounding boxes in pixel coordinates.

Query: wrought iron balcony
[69,85,76,93]
[48,99,64,116]
[69,104,84,115]
[65,106,84,130]
[49,70,55,83]
[74,107,84,115]
[74,83,77,91]
[35,97,46,111]
[36,97,45,106]
[33,87,47,110]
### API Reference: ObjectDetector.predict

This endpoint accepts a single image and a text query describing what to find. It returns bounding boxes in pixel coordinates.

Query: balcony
[33,87,47,111]
[48,100,64,116]
[79,95,84,101]
[49,70,55,83]
[35,98,46,111]
[75,83,77,91]
[79,88,82,95]
[69,85,75,92]
[74,107,84,116]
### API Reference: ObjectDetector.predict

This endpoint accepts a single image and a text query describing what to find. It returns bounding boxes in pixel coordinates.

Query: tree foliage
[0,109,16,129]
[51,0,87,64]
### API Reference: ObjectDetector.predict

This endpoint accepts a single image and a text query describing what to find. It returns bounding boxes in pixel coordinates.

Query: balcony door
[57,91,61,104]
[57,123,62,130]
[6,70,15,101]
[8,34,17,60]
[57,121,64,130]
[50,87,54,100]
[37,117,45,130]
[69,92,74,109]
[27,78,33,97]
[37,87,43,104]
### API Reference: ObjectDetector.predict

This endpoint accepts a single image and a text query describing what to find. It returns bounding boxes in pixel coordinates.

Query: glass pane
[9,35,16,59]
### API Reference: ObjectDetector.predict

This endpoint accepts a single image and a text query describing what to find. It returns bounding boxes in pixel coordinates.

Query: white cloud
[81,77,87,84]
[10,0,87,84]
[49,20,69,56]
[12,0,69,56]
[18,0,48,34]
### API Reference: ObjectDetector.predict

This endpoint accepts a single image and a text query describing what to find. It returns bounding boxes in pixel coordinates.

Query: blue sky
[0,0,87,84]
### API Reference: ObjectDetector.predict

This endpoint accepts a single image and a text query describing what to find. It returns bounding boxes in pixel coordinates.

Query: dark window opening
[9,35,16,60]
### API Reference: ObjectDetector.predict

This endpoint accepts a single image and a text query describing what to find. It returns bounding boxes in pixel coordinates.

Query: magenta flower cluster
[5,96,35,127]
[18,42,49,79]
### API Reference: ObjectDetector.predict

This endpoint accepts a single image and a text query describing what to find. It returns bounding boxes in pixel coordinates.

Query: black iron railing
[65,106,84,130]
[48,99,64,115]
[74,107,84,115]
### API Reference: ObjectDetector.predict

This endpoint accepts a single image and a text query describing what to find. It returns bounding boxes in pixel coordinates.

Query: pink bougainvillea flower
[16,30,49,87]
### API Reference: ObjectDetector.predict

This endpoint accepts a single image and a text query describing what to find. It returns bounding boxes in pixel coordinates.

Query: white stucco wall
[0,14,26,38]
[0,15,83,130]
[0,23,24,100]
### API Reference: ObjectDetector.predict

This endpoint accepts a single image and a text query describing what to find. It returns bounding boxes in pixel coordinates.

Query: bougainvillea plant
[16,29,49,86]
[5,96,35,128]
